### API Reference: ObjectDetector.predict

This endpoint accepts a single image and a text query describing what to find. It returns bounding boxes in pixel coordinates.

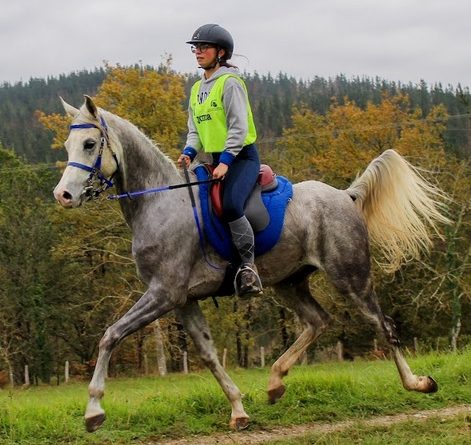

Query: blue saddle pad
[194,165,293,261]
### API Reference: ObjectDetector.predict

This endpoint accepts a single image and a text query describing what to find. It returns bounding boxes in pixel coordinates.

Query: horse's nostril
[62,191,72,200]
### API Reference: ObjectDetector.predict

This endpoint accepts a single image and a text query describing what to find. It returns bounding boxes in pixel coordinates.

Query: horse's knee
[99,327,120,351]
[194,334,218,369]
[199,351,219,370]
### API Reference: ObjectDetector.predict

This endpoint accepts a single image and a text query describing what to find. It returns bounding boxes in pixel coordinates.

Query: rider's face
[192,44,224,69]
[195,46,217,68]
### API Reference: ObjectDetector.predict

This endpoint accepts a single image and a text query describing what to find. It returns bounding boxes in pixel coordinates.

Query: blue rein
[107,178,219,200]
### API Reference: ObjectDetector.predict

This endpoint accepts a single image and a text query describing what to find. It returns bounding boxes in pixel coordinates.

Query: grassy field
[0,348,469,444]
[266,412,471,444]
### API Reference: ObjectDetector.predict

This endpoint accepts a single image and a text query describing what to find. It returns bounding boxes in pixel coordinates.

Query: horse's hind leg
[268,271,331,404]
[176,300,250,430]
[334,270,438,394]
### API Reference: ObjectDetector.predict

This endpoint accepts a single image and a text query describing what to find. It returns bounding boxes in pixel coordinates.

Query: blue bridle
[67,116,119,200]
[68,116,223,276]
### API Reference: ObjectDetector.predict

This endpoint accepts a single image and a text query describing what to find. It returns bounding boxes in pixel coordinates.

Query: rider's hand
[177,154,191,168]
[212,162,229,179]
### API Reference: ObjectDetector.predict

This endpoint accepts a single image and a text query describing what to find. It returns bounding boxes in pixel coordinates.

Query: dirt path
[151,405,470,445]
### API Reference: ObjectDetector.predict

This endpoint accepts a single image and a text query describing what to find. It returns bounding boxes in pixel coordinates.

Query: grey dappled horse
[54,96,448,433]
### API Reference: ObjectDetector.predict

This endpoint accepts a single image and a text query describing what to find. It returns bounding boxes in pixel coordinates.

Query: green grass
[0,349,470,444]
[266,413,471,444]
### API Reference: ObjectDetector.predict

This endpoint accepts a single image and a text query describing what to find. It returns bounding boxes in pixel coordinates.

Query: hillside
[1,67,469,163]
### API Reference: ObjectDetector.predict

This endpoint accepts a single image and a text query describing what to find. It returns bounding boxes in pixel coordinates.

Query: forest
[0,63,469,386]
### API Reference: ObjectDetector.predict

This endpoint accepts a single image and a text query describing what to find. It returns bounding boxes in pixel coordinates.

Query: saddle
[208,164,279,232]
[194,163,292,262]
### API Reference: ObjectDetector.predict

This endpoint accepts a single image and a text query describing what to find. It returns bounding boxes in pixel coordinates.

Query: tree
[275,94,470,349]
[0,146,59,383]
[276,93,448,187]
[94,60,187,159]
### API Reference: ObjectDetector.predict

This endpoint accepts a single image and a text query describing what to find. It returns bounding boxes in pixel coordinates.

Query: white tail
[348,149,450,272]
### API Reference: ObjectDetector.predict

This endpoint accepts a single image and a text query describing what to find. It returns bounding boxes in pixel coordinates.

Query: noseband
[68,116,119,200]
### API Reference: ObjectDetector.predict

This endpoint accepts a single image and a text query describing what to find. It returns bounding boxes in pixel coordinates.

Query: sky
[1,0,470,88]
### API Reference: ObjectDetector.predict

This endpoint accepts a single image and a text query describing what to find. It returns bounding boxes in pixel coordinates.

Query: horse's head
[53,96,120,208]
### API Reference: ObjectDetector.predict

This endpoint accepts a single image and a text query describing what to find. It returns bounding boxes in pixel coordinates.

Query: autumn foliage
[37,61,187,160]
[17,68,469,384]
[94,61,187,159]
[275,94,448,186]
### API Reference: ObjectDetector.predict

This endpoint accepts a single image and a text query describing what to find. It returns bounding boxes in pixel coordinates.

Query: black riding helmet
[187,24,234,60]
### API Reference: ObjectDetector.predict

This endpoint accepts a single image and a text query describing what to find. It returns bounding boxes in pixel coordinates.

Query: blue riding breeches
[213,144,260,222]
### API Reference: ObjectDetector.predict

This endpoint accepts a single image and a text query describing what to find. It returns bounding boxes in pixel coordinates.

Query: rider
[177,24,262,296]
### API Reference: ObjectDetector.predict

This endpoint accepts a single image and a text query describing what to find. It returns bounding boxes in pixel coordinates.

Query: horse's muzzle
[54,187,80,208]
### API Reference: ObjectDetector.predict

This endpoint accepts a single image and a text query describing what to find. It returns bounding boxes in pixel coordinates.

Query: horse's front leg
[85,282,185,432]
[176,301,250,430]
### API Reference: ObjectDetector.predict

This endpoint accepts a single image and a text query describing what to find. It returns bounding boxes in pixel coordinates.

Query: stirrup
[234,264,263,298]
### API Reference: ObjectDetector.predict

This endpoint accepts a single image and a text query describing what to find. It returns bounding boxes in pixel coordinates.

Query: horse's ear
[60,96,79,118]
[84,95,99,119]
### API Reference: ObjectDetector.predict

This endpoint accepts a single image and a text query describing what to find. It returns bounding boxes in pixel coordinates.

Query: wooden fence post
[337,341,344,361]
[183,351,188,374]
[260,346,265,368]
[451,319,461,352]
[64,361,69,383]
[24,365,30,386]
[222,348,228,369]
[154,320,167,376]
[414,337,419,354]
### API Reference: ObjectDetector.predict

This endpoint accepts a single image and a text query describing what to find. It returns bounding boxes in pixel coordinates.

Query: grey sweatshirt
[185,66,252,165]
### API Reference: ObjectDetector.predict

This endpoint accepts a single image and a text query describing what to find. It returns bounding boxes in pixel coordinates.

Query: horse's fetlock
[271,363,288,378]
[88,387,104,399]
[383,316,400,345]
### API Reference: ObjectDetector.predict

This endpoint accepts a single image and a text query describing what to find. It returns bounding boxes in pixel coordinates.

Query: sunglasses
[190,44,215,53]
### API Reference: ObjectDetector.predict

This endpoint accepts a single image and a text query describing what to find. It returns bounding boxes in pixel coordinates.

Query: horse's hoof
[85,412,106,433]
[268,384,285,404]
[417,376,438,393]
[230,416,250,430]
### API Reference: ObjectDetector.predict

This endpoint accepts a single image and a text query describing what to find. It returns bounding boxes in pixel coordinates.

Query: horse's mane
[102,110,179,176]
[95,109,181,197]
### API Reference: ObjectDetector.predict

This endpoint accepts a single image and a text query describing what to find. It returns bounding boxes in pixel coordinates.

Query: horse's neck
[110,116,181,221]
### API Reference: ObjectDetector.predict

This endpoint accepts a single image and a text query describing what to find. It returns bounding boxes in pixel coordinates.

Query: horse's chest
[131,238,171,273]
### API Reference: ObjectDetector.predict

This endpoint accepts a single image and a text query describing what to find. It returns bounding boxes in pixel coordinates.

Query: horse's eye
[84,139,96,150]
